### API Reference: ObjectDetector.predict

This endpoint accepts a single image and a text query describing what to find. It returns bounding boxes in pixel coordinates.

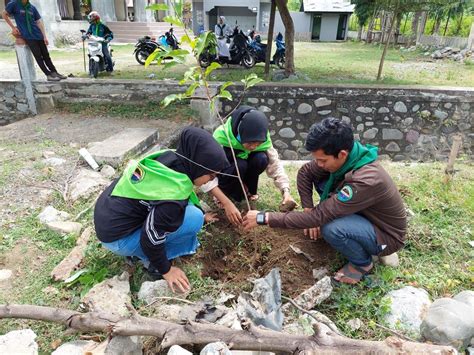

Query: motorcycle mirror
[80,29,86,33]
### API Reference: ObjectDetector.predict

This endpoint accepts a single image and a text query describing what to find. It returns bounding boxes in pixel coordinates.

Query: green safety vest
[111,150,200,207]
[213,118,272,160]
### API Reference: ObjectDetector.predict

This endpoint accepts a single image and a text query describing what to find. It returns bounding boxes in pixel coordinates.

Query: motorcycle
[159,27,180,50]
[248,31,286,69]
[80,30,114,78]
[199,26,255,69]
[134,35,162,65]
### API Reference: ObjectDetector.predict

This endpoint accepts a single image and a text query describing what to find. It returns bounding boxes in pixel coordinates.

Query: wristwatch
[256,211,266,225]
[281,187,290,195]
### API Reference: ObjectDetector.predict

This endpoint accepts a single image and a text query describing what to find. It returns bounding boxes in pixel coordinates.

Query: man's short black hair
[305,117,354,157]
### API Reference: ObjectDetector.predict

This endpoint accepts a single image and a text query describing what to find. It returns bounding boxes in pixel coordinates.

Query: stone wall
[0,81,30,125]
[222,84,473,161]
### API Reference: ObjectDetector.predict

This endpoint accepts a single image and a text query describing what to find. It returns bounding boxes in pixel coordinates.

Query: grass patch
[56,101,196,121]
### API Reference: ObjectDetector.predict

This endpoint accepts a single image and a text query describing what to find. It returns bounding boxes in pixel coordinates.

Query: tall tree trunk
[367,8,379,44]
[431,13,440,35]
[275,0,295,76]
[72,0,82,20]
[409,11,421,47]
[357,24,363,41]
[417,11,428,44]
[377,10,398,81]
[455,11,464,36]
[393,14,402,46]
[443,9,451,36]
[264,0,276,79]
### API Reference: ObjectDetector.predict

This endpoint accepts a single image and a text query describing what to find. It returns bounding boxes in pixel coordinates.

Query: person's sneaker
[52,72,67,80]
[145,265,163,281]
[46,75,60,81]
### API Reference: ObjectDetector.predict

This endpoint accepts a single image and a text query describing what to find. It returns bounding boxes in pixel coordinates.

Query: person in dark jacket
[94,127,228,293]
[2,0,67,81]
[244,118,407,285]
[86,11,114,72]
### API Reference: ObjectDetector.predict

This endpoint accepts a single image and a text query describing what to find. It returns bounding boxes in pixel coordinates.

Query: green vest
[213,118,272,160]
[111,150,200,207]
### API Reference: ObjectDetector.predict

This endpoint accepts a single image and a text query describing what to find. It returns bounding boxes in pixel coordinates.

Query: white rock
[168,345,193,355]
[52,340,97,355]
[38,206,70,224]
[100,164,116,178]
[105,335,142,355]
[297,103,312,114]
[380,253,399,267]
[347,318,363,331]
[0,269,13,281]
[383,286,431,336]
[200,342,231,355]
[312,267,328,280]
[43,157,66,166]
[137,280,176,305]
[69,168,110,202]
[0,329,38,355]
[42,150,56,159]
[45,221,82,235]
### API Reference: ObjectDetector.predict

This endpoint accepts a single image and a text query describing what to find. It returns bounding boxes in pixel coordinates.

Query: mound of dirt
[194,220,337,298]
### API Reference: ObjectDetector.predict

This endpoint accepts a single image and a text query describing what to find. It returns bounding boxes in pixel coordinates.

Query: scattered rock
[42,151,56,159]
[281,276,333,313]
[312,267,328,281]
[383,286,431,336]
[347,318,363,331]
[42,285,60,296]
[69,168,109,202]
[38,206,70,224]
[45,221,82,235]
[421,291,474,348]
[380,253,399,267]
[52,340,97,355]
[153,304,184,323]
[105,336,142,355]
[0,269,13,281]
[82,271,132,316]
[168,345,192,355]
[100,164,116,178]
[137,280,175,305]
[43,157,66,166]
[200,342,231,355]
[0,329,38,355]
[283,310,339,336]
[50,227,93,281]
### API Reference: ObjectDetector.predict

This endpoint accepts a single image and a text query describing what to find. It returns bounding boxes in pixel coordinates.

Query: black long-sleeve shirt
[94,179,188,274]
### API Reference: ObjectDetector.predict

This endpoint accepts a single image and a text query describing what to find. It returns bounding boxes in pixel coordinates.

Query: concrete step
[88,128,159,167]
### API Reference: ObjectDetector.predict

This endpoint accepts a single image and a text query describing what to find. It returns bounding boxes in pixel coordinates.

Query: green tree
[352,0,377,40]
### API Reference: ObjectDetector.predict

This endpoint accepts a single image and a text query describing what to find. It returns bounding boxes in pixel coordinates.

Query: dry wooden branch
[444,135,462,182]
[0,304,456,354]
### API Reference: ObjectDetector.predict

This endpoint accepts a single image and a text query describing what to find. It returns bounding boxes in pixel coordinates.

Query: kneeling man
[244,117,407,284]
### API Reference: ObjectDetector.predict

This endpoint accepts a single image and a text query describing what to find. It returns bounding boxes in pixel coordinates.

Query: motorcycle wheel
[135,50,150,65]
[242,52,256,69]
[89,59,99,78]
[276,54,285,69]
[199,54,211,68]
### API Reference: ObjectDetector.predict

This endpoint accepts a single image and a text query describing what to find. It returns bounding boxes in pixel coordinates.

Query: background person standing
[2,0,67,82]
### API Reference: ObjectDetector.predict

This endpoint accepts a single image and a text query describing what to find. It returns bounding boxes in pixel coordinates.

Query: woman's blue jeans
[101,204,204,266]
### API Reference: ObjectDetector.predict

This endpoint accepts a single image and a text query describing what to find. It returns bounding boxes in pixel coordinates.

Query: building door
[337,14,348,40]
[312,14,321,40]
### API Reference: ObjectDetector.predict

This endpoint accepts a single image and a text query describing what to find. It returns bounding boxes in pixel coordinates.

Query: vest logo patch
[337,185,353,202]
[131,166,145,184]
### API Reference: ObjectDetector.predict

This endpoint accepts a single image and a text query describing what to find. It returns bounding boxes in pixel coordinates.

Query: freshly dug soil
[194,219,338,298]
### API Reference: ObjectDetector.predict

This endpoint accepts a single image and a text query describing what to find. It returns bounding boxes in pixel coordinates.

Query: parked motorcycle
[134,35,162,65]
[199,26,255,69]
[159,27,180,50]
[248,31,286,69]
[80,30,114,78]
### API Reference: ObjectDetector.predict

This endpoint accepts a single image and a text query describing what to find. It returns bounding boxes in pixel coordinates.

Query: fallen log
[0,304,456,354]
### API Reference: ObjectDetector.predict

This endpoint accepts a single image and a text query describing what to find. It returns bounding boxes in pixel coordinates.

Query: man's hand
[224,202,242,226]
[279,191,298,212]
[243,210,260,231]
[302,208,321,240]
[12,27,20,37]
[204,212,219,223]
[44,38,49,46]
[162,266,190,293]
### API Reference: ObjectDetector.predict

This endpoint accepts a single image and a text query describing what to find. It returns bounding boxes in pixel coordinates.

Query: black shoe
[52,72,67,80]
[125,256,140,267]
[145,265,163,281]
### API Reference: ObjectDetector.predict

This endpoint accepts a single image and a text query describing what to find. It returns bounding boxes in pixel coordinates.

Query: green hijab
[18,0,33,35]
[321,141,378,201]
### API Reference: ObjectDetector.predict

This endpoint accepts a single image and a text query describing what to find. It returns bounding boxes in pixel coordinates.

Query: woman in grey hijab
[214,16,231,58]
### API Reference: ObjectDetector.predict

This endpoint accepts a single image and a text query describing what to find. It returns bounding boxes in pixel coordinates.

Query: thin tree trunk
[357,24,363,41]
[377,9,398,81]
[264,0,276,79]
[409,11,421,47]
[443,9,451,36]
[0,304,457,354]
[455,11,464,36]
[417,11,428,44]
[432,13,440,35]
[393,14,401,46]
[275,0,295,76]
[367,8,378,43]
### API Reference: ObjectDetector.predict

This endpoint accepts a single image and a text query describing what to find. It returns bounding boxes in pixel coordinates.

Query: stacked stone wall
[222,84,473,161]
[0,81,29,125]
